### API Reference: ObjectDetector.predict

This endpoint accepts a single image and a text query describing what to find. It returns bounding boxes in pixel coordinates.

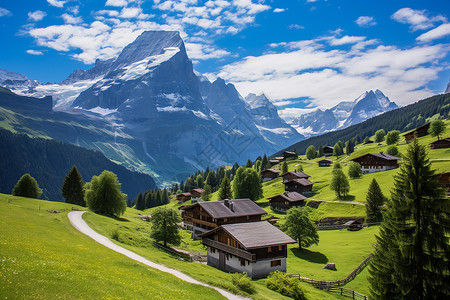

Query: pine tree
[135,193,145,210]
[61,165,85,206]
[202,184,212,201]
[245,159,253,168]
[368,139,450,298]
[261,154,268,169]
[318,146,324,157]
[281,160,288,174]
[365,179,385,221]
[218,176,233,200]
[12,173,43,199]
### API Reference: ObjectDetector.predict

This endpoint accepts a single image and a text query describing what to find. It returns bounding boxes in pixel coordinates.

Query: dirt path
[68,211,248,300]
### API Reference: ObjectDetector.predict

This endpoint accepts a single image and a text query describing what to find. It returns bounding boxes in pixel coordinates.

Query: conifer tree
[365,179,385,221]
[218,176,233,200]
[368,139,450,299]
[261,154,268,170]
[135,193,145,210]
[281,160,288,174]
[202,184,212,201]
[61,165,85,206]
[318,146,324,157]
[245,159,253,168]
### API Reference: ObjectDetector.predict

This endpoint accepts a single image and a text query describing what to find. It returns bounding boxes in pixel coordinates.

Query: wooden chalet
[181,199,267,238]
[201,221,296,278]
[318,159,333,167]
[275,156,285,162]
[351,152,400,174]
[260,169,281,182]
[282,151,297,160]
[430,138,450,149]
[176,192,191,202]
[281,171,311,183]
[268,192,306,212]
[269,159,281,165]
[344,220,363,231]
[403,123,430,142]
[323,146,334,157]
[284,178,314,194]
[437,172,450,197]
[190,188,205,202]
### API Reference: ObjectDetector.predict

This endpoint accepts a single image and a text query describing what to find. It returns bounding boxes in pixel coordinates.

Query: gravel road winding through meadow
[68,211,248,300]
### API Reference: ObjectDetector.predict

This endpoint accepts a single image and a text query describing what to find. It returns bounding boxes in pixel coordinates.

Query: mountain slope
[276,92,450,156]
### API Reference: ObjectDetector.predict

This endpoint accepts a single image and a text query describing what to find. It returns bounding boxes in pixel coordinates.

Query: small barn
[282,151,297,160]
[260,169,281,182]
[351,152,400,174]
[323,146,334,157]
[281,171,311,183]
[318,159,333,167]
[403,123,430,143]
[176,192,191,202]
[268,192,306,212]
[284,178,314,194]
[344,220,363,231]
[430,138,450,149]
[190,188,205,202]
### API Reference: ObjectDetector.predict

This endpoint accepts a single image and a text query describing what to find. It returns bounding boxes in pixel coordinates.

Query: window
[271,260,281,267]
[240,258,246,266]
[268,246,272,253]
[278,245,282,251]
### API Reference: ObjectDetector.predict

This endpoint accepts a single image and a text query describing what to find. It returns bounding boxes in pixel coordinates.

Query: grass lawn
[0,194,224,299]
[83,207,345,300]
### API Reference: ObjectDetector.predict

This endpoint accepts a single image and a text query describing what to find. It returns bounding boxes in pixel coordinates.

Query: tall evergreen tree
[135,193,145,210]
[202,184,212,201]
[318,145,324,157]
[365,179,385,221]
[368,139,450,299]
[245,159,253,168]
[261,154,268,170]
[281,160,288,174]
[218,176,233,200]
[61,165,85,206]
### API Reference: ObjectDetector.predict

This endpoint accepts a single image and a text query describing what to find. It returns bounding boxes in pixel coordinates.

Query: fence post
[353,290,355,300]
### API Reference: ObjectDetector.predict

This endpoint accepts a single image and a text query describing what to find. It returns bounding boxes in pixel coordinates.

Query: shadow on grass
[291,248,328,264]
[336,195,356,201]
[98,213,130,222]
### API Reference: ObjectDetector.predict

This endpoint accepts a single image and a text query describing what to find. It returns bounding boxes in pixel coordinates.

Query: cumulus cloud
[273,8,285,13]
[391,8,446,31]
[355,16,376,28]
[26,49,44,55]
[289,24,305,30]
[62,13,83,24]
[417,23,450,42]
[214,37,448,109]
[185,42,231,60]
[47,0,67,8]
[0,7,12,17]
[28,10,47,22]
[105,0,128,7]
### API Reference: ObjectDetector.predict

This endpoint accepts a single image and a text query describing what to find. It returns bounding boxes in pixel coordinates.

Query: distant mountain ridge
[284,90,398,138]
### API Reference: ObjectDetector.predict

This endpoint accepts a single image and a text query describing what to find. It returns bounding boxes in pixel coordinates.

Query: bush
[306,145,317,160]
[266,271,306,300]
[348,162,362,178]
[386,145,398,156]
[12,174,43,199]
[386,130,401,145]
[231,273,255,294]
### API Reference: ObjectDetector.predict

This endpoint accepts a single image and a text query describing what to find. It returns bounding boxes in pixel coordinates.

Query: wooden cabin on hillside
[176,192,191,202]
[430,138,450,149]
[181,199,267,238]
[323,146,334,157]
[344,220,363,231]
[201,221,296,278]
[190,188,205,202]
[282,151,297,160]
[268,192,306,212]
[260,169,281,182]
[403,123,430,143]
[437,172,450,197]
[318,159,333,167]
[281,171,311,183]
[351,152,400,174]
[284,178,314,194]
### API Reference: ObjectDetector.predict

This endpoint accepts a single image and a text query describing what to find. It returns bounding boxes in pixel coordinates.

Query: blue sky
[0,0,449,116]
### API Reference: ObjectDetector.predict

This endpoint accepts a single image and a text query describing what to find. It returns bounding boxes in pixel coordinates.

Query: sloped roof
[268,191,306,202]
[191,188,205,194]
[182,198,267,219]
[403,122,430,136]
[177,192,191,197]
[318,159,333,163]
[281,171,310,179]
[285,178,314,186]
[431,138,450,144]
[207,221,296,249]
[283,151,296,155]
[352,152,400,161]
[261,168,281,175]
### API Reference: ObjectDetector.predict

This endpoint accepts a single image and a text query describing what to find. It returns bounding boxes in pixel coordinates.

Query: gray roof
[268,191,306,202]
[352,152,400,161]
[285,178,314,186]
[282,171,310,179]
[261,168,281,174]
[220,221,296,249]
[193,199,267,219]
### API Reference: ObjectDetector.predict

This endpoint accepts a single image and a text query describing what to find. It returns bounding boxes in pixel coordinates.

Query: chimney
[224,199,229,207]
[229,201,234,212]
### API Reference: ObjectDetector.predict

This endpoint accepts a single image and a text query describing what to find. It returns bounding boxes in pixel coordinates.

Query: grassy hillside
[276,93,450,156]
[0,194,223,299]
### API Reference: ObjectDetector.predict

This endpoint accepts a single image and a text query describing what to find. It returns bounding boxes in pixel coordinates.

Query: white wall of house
[361,165,397,174]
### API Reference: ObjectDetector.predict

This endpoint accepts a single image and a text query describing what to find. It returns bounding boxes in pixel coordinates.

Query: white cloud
[47,0,67,8]
[0,7,12,17]
[289,24,305,30]
[417,23,450,42]
[119,7,149,19]
[328,35,366,46]
[214,38,448,108]
[391,8,446,31]
[105,0,128,7]
[26,49,44,55]
[273,8,285,13]
[278,107,316,118]
[355,16,376,28]
[186,42,230,60]
[28,10,47,22]
[62,13,83,24]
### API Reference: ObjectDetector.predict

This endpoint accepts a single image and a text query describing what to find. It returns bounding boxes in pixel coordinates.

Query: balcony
[203,238,256,262]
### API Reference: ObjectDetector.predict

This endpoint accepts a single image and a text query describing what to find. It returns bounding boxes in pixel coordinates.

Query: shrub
[266,271,306,300]
[12,174,43,199]
[348,162,362,178]
[231,273,255,294]
[385,130,400,145]
[386,145,398,156]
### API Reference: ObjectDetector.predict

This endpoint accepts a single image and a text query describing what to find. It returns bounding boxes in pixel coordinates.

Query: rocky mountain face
[0,68,40,91]
[285,90,398,138]
[445,80,450,94]
[2,31,303,184]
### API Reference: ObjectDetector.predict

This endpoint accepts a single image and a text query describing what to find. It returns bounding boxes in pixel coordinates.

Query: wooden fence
[317,222,381,231]
[289,254,372,299]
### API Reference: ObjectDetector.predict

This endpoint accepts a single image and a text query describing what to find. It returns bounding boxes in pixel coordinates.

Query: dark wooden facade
[438,172,450,197]
[282,151,297,160]
[323,146,334,157]
[261,169,280,182]
[318,159,333,167]
[268,192,306,212]
[404,123,430,142]
[284,179,313,193]
[430,138,450,149]
[351,153,399,174]
[176,192,191,202]
[281,171,310,183]
[190,188,204,198]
